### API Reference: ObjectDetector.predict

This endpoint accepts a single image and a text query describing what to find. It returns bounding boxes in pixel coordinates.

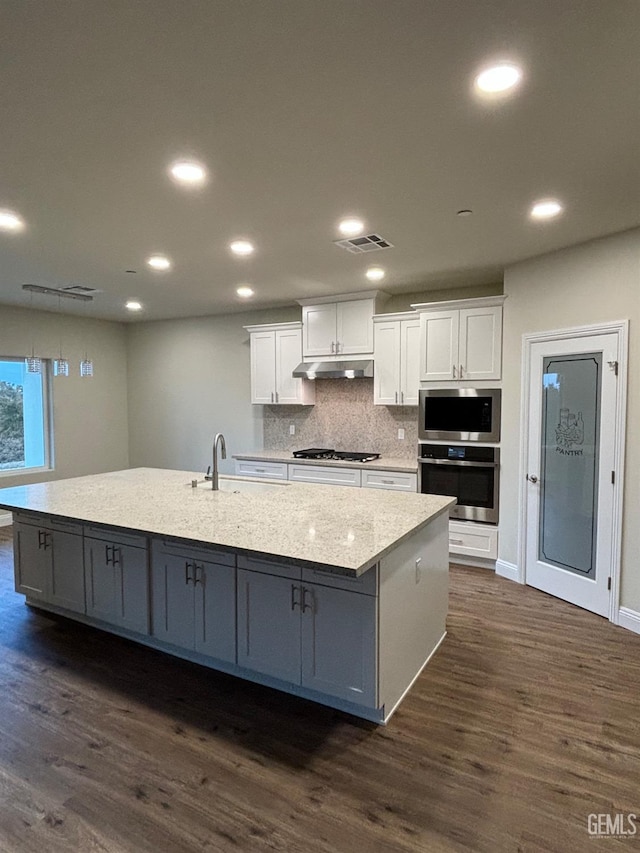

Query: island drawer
[84,525,148,550]
[301,564,378,596]
[234,460,288,479]
[153,539,235,566]
[288,464,362,488]
[361,470,418,492]
[237,554,301,580]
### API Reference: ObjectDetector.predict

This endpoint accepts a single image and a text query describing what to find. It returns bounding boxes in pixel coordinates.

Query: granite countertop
[0,467,453,576]
[233,450,418,474]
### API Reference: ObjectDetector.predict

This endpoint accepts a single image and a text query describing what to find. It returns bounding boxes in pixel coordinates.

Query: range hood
[292,360,374,379]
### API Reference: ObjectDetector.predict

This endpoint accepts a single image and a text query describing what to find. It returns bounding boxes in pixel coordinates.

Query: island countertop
[0,467,455,575]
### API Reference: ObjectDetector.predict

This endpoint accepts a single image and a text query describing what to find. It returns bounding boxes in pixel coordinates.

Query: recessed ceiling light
[236,285,254,298]
[126,300,143,312]
[230,240,255,257]
[146,254,172,271]
[456,209,473,217]
[365,266,385,282]
[530,199,564,220]
[0,209,25,233]
[169,159,208,187]
[474,62,523,95]
[338,217,365,237]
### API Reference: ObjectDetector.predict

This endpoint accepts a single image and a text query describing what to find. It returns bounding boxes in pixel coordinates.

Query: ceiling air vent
[333,234,394,254]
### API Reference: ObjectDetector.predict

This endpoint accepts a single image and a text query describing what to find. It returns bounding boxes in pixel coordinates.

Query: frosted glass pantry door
[525,334,619,617]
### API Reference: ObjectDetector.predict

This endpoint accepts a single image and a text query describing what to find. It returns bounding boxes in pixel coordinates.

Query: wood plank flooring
[0,525,639,852]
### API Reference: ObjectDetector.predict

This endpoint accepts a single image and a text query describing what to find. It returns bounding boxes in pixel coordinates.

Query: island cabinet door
[151,552,196,650]
[85,537,149,634]
[13,518,50,599]
[236,569,301,684]
[48,526,85,614]
[194,560,236,663]
[300,584,377,708]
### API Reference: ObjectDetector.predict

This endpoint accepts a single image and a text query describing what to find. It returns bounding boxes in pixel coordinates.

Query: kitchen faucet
[211,432,227,490]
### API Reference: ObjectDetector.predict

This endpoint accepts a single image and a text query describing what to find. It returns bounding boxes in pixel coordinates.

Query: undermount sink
[194,477,289,495]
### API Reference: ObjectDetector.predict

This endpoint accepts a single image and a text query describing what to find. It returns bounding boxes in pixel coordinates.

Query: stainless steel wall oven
[418,388,501,443]
[419,443,500,524]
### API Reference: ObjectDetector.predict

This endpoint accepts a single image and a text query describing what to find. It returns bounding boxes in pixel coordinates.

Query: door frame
[517,320,628,624]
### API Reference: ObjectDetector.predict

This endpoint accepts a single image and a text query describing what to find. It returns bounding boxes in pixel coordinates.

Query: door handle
[526,474,538,483]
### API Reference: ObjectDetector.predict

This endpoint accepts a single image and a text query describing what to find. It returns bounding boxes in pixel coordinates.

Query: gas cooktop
[292,448,381,463]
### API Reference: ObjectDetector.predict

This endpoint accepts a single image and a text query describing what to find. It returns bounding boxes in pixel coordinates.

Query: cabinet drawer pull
[254,468,266,473]
[301,586,313,613]
[460,364,464,377]
[449,538,464,545]
[382,479,395,485]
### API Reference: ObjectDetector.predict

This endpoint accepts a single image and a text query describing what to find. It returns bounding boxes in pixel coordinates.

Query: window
[0,358,50,474]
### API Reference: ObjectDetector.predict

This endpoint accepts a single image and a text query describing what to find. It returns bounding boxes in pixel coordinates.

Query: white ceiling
[1,0,638,322]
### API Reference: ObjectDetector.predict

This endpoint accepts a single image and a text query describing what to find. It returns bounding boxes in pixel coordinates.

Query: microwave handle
[418,459,499,468]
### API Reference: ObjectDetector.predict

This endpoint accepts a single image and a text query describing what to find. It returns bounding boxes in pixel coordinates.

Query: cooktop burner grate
[292,448,380,463]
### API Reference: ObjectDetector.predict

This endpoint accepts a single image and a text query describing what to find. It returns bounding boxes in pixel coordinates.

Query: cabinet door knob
[526,474,538,484]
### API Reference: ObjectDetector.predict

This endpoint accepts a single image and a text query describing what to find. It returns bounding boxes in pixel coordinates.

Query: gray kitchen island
[0,468,455,723]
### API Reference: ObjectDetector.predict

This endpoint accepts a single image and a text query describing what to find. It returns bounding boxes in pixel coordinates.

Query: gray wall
[501,228,640,610]
[126,307,299,476]
[0,305,129,489]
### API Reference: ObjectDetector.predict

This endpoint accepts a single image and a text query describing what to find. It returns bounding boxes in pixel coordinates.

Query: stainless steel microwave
[418,388,501,443]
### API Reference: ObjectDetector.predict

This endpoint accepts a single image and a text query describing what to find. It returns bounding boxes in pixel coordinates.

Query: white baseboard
[618,607,640,635]
[0,512,12,527]
[496,559,521,583]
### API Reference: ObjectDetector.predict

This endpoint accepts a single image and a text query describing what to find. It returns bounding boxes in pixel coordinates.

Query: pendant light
[25,290,42,373]
[53,295,69,377]
[80,290,94,377]
[21,283,96,377]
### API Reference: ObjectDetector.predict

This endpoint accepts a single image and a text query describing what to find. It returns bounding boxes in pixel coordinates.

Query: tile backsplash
[262,378,418,458]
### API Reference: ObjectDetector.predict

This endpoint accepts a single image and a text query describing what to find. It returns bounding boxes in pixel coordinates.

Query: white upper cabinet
[373,313,420,405]
[245,322,314,406]
[299,293,387,358]
[413,296,504,382]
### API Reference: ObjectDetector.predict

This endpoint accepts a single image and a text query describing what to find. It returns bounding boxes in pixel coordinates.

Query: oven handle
[418,459,499,468]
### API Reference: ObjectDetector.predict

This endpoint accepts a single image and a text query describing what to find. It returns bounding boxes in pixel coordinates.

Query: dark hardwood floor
[0,525,639,852]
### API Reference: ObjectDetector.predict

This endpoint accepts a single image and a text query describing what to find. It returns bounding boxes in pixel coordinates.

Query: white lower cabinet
[234,460,288,480]
[361,470,417,492]
[84,528,149,633]
[236,562,377,707]
[151,541,236,663]
[448,520,498,561]
[287,464,362,487]
[14,515,85,613]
